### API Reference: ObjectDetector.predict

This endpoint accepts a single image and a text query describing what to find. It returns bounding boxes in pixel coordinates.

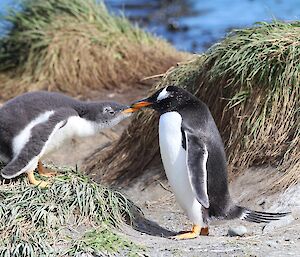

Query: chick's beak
[122,107,139,113]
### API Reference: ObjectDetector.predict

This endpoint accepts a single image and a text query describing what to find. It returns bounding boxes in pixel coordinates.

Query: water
[106,0,300,52]
[1,0,300,53]
[0,0,20,35]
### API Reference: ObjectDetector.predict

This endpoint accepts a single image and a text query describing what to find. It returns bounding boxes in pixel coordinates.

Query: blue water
[106,0,300,52]
[0,0,20,35]
[1,0,300,53]
[0,0,16,12]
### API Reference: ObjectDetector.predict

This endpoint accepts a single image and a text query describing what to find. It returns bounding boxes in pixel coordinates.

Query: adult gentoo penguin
[130,86,289,239]
[0,91,133,187]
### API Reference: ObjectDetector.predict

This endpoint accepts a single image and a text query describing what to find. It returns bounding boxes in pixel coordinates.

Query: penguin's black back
[179,98,232,218]
[0,91,83,160]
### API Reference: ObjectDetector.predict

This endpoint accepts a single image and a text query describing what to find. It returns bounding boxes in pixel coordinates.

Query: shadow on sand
[132,214,177,237]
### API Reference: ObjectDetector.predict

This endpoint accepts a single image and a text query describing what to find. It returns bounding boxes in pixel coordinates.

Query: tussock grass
[0,0,185,100]
[68,229,142,257]
[0,166,142,256]
[84,21,300,190]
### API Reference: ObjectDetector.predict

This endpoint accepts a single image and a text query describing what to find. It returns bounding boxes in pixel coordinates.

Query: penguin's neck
[60,100,102,136]
[72,101,90,117]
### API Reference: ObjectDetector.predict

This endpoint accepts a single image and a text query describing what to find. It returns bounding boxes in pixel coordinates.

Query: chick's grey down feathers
[0,91,129,178]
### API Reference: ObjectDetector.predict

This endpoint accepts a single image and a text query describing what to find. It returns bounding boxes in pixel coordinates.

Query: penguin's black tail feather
[237,206,290,223]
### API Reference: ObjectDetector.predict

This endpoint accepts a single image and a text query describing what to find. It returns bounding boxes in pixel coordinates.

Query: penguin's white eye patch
[157,87,170,101]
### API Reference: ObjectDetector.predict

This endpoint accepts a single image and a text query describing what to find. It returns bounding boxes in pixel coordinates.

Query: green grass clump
[0,167,142,256]
[86,21,299,190]
[200,21,300,188]
[67,229,143,257]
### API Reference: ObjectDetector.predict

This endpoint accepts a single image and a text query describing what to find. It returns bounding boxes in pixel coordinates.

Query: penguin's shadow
[132,214,177,237]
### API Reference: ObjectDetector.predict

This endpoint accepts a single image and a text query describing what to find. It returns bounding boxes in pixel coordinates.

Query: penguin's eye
[103,107,115,115]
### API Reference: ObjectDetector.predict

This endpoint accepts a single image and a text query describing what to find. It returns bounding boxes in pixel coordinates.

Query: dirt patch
[45,140,300,257]
[119,167,300,257]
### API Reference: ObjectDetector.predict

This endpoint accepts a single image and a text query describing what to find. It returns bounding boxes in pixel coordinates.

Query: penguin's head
[82,102,133,128]
[129,86,192,114]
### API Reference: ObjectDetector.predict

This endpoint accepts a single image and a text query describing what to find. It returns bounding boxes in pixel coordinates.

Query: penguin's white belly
[159,112,203,225]
[43,116,96,156]
[43,123,73,156]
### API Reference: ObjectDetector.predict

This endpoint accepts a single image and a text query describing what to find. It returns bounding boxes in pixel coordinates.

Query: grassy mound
[0,0,185,100]
[84,21,300,190]
[0,165,143,256]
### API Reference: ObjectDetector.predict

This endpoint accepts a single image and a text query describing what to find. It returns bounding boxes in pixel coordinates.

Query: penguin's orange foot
[38,161,57,177]
[172,231,198,240]
[171,225,205,240]
[34,180,48,188]
[200,227,209,236]
[27,171,48,188]
[39,168,57,177]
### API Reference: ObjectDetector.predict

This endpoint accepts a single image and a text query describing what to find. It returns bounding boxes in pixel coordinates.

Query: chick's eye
[103,107,115,115]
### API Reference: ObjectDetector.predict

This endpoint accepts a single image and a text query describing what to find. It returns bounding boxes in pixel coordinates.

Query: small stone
[266,241,278,248]
[263,215,294,234]
[228,225,247,237]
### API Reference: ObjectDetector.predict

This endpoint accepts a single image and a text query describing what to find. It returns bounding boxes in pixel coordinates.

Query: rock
[167,19,189,32]
[266,240,278,248]
[228,225,248,237]
[263,215,294,234]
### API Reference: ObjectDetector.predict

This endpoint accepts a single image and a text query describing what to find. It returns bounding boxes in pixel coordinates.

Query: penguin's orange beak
[122,100,153,113]
[131,101,153,109]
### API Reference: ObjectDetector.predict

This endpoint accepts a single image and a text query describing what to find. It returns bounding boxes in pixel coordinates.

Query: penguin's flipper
[184,130,210,209]
[1,108,78,179]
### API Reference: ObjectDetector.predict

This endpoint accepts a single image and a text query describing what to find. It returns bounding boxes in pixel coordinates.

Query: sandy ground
[121,167,300,257]
[45,118,300,257]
